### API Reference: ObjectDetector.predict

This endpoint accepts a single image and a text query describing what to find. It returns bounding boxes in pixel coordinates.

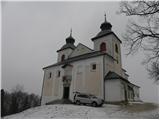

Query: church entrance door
[63,87,69,99]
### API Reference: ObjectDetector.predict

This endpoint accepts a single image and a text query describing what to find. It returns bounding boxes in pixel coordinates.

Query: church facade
[41,15,140,105]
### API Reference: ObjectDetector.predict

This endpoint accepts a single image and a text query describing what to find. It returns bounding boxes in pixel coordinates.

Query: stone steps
[46,99,73,105]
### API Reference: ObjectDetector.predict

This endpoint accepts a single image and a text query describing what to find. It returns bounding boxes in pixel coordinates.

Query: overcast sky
[2,1,159,103]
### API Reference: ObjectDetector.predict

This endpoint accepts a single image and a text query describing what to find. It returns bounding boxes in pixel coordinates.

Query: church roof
[57,43,76,52]
[105,71,140,88]
[68,43,94,58]
[92,30,112,40]
[43,51,115,69]
[105,71,128,81]
[91,31,122,43]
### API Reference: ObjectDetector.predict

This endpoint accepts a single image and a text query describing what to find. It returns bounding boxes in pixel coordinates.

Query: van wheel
[92,102,97,107]
[76,100,81,105]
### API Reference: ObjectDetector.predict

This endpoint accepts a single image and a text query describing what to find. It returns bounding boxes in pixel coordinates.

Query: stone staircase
[46,99,73,105]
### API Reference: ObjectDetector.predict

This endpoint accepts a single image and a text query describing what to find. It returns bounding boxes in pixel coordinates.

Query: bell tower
[91,14,113,55]
[57,29,76,62]
[91,14,122,74]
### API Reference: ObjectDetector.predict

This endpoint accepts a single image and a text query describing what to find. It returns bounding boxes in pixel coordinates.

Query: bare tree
[118,1,159,82]
[1,85,40,117]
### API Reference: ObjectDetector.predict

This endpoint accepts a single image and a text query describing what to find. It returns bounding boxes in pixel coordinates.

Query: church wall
[120,81,126,101]
[93,34,113,56]
[93,34,122,76]
[42,55,104,104]
[104,54,121,77]
[104,55,114,76]
[133,86,140,101]
[57,48,73,62]
[105,79,122,102]
[112,35,122,76]
[120,80,141,102]
[41,66,64,105]
[69,56,104,101]
[120,80,133,102]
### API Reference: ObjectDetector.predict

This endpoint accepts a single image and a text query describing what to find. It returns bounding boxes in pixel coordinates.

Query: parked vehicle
[73,92,104,107]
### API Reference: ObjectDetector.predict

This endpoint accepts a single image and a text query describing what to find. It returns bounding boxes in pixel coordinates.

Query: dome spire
[66,28,75,44]
[100,13,112,31]
[70,28,72,37]
[104,13,106,22]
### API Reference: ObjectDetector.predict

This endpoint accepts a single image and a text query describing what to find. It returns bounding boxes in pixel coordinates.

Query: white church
[41,15,140,105]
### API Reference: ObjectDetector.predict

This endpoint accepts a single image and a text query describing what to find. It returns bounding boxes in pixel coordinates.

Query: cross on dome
[104,13,106,22]
[70,28,72,37]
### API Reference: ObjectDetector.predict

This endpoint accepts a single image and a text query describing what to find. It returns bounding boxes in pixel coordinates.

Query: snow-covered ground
[4,103,159,119]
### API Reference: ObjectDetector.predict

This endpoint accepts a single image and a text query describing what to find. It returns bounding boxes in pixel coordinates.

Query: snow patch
[4,103,158,119]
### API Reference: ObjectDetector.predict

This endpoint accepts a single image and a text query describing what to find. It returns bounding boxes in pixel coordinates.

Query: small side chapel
[41,15,140,105]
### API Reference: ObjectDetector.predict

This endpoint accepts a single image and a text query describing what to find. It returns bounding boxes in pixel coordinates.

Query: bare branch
[119,0,159,81]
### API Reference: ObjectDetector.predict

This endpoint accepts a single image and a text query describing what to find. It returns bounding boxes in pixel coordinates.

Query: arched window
[100,42,106,52]
[115,44,118,53]
[61,55,65,61]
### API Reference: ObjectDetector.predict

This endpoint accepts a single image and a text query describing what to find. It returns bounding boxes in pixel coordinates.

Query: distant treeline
[1,86,40,117]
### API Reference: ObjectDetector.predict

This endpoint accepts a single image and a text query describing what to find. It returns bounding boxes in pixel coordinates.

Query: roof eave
[57,47,75,52]
[91,32,122,43]
[91,32,112,41]
[105,77,129,83]
[43,51,109,70]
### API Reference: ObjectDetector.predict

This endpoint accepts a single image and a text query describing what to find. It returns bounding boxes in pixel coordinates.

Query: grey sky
[2,1,158,103]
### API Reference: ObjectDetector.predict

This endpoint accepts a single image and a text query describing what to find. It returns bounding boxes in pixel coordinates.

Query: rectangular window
[91,63,96,71]
[48,72,52,79]
[57,70,60,77]
[92,64,96,70]
[58,71,60,77]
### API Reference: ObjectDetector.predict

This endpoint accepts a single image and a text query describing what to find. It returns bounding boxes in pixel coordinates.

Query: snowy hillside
[4,103,158,119]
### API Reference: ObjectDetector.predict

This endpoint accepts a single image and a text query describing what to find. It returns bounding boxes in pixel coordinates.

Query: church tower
[57,29,76,62]
[91,14,122,75]
[91,14,112,52]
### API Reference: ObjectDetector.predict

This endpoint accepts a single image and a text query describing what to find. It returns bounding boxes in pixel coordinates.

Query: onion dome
[57,29,76,52]
[91,14,113,41]
[65,29,75,44]
[100,13,112,31]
